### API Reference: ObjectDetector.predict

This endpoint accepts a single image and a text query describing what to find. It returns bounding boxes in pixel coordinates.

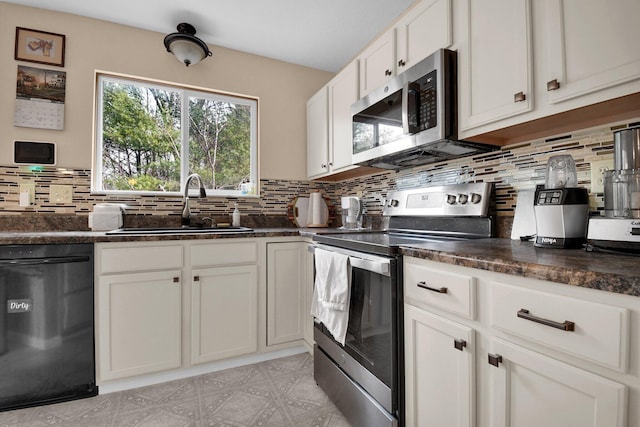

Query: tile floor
[0,353,351,427]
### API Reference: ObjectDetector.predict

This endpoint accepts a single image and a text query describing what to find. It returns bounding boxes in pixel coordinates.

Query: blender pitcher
[545,155,578,189]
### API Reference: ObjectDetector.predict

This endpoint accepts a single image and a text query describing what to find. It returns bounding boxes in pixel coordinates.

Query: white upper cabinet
[457,0,640,139]
[306,87,329,178]
[396,0,453,72]
[358,0,453,97]
[329,60,359,174]
[457,0,534,131]
[307,0,454,179]
[307,61,359,179]
[543,0,640,104]
[358,29,396,97]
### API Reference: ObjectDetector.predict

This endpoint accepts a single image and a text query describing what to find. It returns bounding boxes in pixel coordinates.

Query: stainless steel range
[311,182,495,427]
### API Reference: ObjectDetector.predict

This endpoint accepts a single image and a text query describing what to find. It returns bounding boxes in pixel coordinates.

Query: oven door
[312,243,401,414]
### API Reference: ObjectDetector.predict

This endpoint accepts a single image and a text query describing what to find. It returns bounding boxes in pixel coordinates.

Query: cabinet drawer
[404,257,476,319]
[490,282,629,372]
[99,244,183,274]
[190,241,258,267]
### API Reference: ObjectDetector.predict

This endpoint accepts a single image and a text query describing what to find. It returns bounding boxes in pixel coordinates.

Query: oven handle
[311,243,391,277]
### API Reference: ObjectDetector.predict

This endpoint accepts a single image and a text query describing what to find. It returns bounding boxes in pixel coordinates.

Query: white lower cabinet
[403,257,637,427]
[404,304,475,427]
[266,242,306,346]
[191,265,258,364]
[302,242,315,349]
[96,240,263,384]
[98,269,182,381]
[488,338,626,427]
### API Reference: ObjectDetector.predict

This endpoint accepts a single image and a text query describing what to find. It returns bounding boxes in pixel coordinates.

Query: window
[94,73,258,196]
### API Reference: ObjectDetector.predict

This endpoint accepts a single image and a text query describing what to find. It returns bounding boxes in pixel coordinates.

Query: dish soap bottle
[232,204,241,227]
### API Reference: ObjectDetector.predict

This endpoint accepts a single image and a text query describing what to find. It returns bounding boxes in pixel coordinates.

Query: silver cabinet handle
[417,281,448,293]
[547,79,560,91]
[517,308,575,331]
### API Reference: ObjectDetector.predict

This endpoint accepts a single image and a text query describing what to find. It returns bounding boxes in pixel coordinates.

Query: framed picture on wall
[14,27,65,67]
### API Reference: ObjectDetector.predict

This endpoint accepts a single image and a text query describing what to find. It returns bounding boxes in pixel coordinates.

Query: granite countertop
[0,228,311,245]
[0,229,638,297]
[400,239,640,297]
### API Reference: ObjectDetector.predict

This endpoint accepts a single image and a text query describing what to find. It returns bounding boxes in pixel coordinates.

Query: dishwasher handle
[0,255,91,267]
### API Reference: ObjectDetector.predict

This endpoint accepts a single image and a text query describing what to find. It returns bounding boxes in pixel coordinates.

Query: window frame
[93,71,259,197]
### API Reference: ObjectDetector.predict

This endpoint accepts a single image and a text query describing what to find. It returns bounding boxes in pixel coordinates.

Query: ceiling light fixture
[163,23,212,67]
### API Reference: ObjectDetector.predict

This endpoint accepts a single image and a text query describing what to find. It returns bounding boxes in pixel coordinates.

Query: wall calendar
[14,65,66,130]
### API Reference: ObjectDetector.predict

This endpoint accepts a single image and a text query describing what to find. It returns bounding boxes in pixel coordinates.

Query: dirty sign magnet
[8,299,32,313]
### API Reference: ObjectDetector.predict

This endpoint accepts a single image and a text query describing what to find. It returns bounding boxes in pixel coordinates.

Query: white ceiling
[6,0,416,73]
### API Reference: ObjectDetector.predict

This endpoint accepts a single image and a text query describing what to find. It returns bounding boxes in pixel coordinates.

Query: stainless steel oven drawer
[314,346,397,427]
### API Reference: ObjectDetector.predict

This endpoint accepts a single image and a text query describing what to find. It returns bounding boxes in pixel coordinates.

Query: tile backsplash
[333,120,639,217]
[1,120,637,232]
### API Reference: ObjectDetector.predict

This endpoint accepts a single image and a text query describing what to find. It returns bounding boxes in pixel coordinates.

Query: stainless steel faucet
[182,173,207,227]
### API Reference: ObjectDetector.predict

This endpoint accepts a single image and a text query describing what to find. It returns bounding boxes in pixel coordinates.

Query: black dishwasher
[0,243,97,411]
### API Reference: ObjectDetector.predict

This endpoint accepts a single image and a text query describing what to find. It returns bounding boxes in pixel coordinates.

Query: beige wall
[0,2,332,180]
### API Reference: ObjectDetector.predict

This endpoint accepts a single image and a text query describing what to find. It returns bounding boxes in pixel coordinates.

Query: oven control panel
[383,183,493,217]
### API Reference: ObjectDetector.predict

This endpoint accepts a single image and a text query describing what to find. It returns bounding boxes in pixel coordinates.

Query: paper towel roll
[310,192,323,225]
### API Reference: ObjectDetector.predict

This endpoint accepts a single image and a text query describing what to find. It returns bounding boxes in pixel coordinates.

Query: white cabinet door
[458,0,533,131]
[543,0,640,104]
[359,29,396,96]
[267,242,305,346]
[191,265,258,364]
[307,87,329,178]
[98,270,182,381]
[328,60,359,173]
[488,338,627,427]
[308,62,359,179]
[404,304,475,427]
[302,242,315,349]
[396,0,452,72]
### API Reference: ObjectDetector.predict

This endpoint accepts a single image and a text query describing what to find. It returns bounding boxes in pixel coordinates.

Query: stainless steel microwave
[351,48,497,169]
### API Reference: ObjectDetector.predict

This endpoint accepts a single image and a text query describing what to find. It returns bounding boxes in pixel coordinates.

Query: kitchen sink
[105,226,254,235]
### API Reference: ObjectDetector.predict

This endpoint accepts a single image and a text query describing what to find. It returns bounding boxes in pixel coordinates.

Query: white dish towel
[310,248,351,345]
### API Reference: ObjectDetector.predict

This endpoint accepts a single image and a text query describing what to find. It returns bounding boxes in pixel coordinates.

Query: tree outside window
[94,74,258,196]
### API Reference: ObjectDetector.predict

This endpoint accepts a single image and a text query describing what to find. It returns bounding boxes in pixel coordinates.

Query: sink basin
[105,226,254,235]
